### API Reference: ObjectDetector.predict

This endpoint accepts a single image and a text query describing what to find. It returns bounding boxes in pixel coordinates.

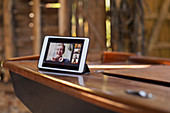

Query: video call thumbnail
[71,44,82,64]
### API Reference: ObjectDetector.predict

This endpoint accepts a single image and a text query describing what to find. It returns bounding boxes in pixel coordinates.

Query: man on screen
[51,43,69,63]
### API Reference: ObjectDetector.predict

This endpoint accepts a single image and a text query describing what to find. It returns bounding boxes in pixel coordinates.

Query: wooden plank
[42,26,59,33]
[15,28,32,34]
[14,2,30,9]
[41,8,58,14]
[130,55,170,65]
[148,0,170,54]
[42,32,58,36]
[32,0,41,54]
[42,17,58,25]
[3,0,15,59]
[14,20,30,27]
[16,38,32,45]
[17,48,34,56]
[41,0,58,3]
[154,42,170,49]
[14,15,31,21]
[160,49,170,58]
[104,65,170,85]
[42,15,58,21]
[13,9,30,15]
[145,13,170,20]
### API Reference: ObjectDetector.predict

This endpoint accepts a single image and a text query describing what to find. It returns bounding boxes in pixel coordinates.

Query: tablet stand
[39,64,90,74]
[83,64,90,74]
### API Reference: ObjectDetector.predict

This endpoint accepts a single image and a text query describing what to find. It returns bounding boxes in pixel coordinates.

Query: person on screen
[51,43,69,63]
[72,54,78,64]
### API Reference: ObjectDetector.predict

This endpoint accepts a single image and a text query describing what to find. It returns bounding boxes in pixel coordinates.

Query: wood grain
[3,57,170,113]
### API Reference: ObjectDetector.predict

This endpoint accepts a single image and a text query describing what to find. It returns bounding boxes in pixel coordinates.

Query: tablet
[38,36,89,73]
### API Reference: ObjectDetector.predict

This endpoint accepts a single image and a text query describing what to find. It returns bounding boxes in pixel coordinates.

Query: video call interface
[42,38,84,70]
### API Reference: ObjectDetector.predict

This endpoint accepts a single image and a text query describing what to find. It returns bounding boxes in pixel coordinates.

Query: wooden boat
[3,52,170,113]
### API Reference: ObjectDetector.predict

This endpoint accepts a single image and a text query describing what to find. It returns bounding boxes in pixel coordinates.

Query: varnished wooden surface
[3,58,170,113]
[102,51,136,63]
[104,65,170,85]
[130,56,170,65]
[6,55,39,61]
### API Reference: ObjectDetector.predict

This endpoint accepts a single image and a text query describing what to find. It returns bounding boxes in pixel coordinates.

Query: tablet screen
[38,36,89,73]
[42,38,84,70]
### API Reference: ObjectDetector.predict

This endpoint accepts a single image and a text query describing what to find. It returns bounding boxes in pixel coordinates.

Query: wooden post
[86,0,106,61]
[0,1,3,59]
[32,0,41,54]
[3,0,16,82]
[110,0,119,51]
[58,0,72,36]
[76,0,84,37]
[3,0,15,59]
[96,1,106,48]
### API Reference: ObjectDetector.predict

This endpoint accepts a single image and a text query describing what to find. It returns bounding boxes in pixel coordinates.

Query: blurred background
[1,0,170,112]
